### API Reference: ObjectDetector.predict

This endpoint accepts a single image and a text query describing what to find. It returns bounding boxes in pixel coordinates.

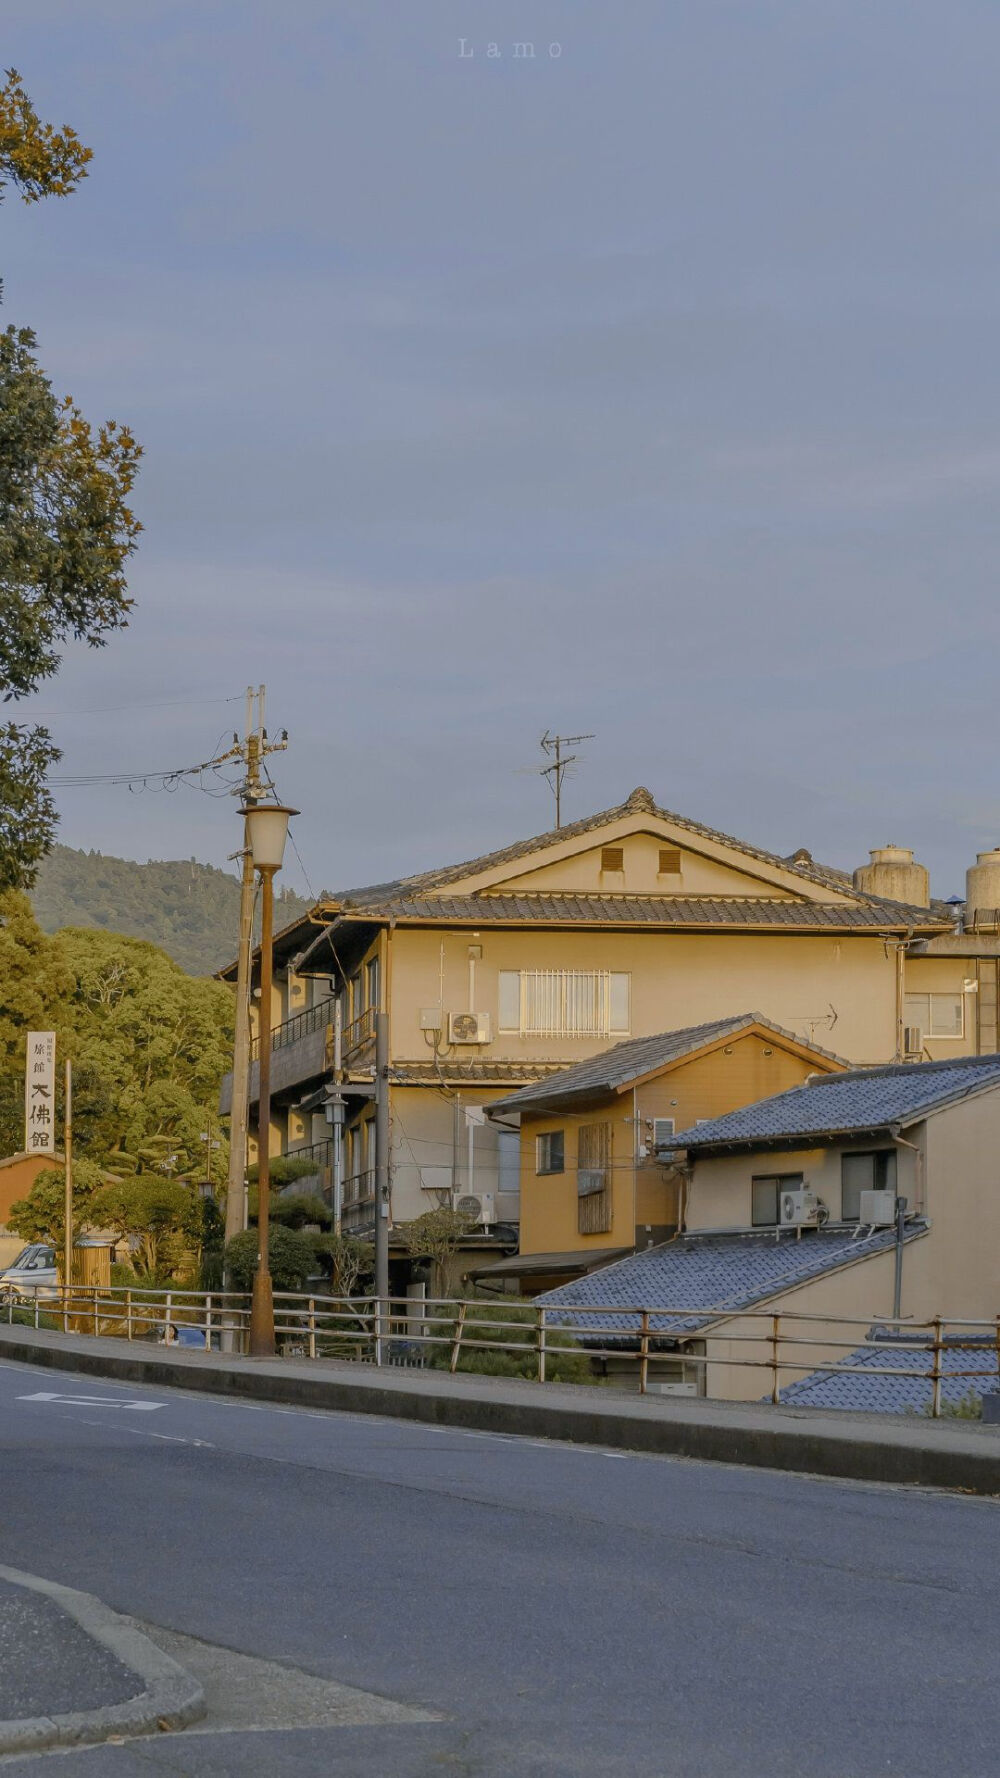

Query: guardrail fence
[3,1285,999,1416]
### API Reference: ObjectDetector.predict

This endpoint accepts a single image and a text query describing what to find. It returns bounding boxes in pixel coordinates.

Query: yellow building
[220,786,998,1275]
[482,1015,847,1291]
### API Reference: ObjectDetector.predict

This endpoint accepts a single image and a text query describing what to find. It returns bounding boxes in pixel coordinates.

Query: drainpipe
[888,1120,923,1322]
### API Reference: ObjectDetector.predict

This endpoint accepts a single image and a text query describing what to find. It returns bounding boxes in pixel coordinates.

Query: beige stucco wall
[387,926,901,1068]
[388,1083,519,1226]
[687,1140,921,1231]
[497,832,800,898]
[901,955,976,1062]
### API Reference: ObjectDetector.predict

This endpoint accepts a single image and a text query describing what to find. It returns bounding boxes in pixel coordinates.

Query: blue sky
[7,1,1000,899]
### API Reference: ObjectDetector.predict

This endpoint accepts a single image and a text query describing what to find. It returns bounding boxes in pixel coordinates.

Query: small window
[365,956,379,1013]
[536,1130,565,1175]
[751,1173,803,1227]
[903,992,963,1039]
[841,1150,896,1221]
[498,971,520,1032]
[601,846,625,872]
[658,848,681,875]
[653,1117,676,1150]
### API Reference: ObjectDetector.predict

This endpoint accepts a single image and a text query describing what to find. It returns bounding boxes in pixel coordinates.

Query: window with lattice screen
[658,848,682,874]
[577,1122,612,1234]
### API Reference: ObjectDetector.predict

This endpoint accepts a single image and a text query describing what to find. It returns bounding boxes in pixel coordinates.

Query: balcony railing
[251,996,336,1062]
[341,1169,376,1234]
[342,1005,376,1063]
[288,1139,333,1177]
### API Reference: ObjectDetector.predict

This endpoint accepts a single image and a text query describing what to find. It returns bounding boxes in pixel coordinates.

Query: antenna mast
[540,730,595,829]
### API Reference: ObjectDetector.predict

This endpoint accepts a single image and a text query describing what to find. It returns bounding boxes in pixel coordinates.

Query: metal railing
[342,1006,376,1061]
[341,1169,376,1234]
[4,1286,999,1415]
[250,996,336,1062]
[288,1139,333,1174]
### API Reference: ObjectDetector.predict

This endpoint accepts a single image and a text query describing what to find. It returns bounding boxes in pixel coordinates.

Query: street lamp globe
[241,802,299,872]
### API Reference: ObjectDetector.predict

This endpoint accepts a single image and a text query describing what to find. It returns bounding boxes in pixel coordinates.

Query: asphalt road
[0,1357,997,1777]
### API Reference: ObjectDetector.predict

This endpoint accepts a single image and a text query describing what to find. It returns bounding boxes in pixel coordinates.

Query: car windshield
[8,1245,54,1272]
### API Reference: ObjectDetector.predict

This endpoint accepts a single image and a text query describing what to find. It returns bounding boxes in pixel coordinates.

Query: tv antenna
[540,730,594,829]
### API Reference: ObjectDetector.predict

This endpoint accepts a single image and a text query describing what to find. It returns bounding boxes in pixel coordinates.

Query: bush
[269,1192,332,1232]
[424,1297,596,1384]
[223,1225,317,1293]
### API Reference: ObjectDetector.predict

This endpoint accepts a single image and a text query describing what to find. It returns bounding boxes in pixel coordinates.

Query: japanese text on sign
[24,1032,56,1156]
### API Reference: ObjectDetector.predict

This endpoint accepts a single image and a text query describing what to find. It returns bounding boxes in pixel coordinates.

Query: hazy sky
[6,1,1000,901]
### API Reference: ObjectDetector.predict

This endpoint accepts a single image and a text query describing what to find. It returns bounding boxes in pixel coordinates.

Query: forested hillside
[31,846,313,977]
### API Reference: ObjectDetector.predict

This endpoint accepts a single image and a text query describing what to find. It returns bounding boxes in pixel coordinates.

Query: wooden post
[770,1314,782,1405]
[536,1304,547,1383]
[126,1289,133,1341]
[931,1315,944,1418]
[308,1297,316,1360]
[450,1302,468,1374]
[639,1310,650,1395]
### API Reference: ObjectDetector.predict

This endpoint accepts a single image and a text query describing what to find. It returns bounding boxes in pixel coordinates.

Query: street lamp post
[243,801,298,1358]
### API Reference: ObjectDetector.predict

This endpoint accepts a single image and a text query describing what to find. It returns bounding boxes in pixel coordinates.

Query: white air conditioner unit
[859,1189,896,1227]
[903,1026,923,1059]
[448,1011,491,1045]
[456,1191,496,1229]
[779,1188,821,1228]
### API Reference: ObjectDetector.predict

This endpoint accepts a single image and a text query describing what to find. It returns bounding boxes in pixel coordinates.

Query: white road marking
[77,1417,214,1447]
[17,1391,165,1412]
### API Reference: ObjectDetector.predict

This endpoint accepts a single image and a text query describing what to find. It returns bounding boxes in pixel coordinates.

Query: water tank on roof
[853,845,929,908]
[965,850,1000,931]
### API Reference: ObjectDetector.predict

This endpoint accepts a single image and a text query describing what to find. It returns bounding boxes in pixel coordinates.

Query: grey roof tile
[490,1014,847,1116]
[331,893,943,933]
[673,1053,1000,1148]
[777,1337,999,1413]
[538,1224,924,1335]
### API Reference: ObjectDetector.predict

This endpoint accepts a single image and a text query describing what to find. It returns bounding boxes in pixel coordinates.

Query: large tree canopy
[0,69,141,890]
[0,898,234,1189]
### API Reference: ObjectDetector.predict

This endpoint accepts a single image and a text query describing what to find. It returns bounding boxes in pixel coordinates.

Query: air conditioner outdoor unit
[448,1011,491,1045]
[859,1189,897,1227]
[903,1026,923,1058]
[456,1192,496,1229]
[779,1188,821,1228]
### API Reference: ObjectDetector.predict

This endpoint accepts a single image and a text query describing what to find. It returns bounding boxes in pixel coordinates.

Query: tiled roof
[329,788,946,929]
[489,1014,846,1116]
[390,1060,566,1087]
[329,893,941,933]
[538,1225,924,1336]
[778,1336,999,1414]
[673,1053,1000,1149]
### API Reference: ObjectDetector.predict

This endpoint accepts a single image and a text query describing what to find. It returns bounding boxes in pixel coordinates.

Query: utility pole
[540,731,594,829]
[63,1059,72,1294]
[374,1011,391,1362]
[224,687,287,1251]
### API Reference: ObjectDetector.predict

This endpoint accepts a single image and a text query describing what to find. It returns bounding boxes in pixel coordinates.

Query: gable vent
[658,848,682,875]
[601,846,625,872]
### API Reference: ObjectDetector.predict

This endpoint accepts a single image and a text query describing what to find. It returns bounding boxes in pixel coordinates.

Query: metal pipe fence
[3,1284,999,1414]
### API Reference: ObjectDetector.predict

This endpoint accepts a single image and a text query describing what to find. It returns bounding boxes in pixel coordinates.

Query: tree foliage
[395,1208,476,1295]
[7,1156,103,1251]
[224,1226,317,1294]
[89,1175,201,1278]
[0,71,141,890]
[32,845,312,977]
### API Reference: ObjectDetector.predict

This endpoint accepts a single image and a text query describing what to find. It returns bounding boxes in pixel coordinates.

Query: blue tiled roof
[538,1224,926,1336]
[673,1053,1000,1149]
[778,1338,999,1414]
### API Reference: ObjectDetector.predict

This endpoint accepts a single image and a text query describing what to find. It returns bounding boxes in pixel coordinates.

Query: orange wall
[519,1033,840,1256]
[0,1153,62,1228]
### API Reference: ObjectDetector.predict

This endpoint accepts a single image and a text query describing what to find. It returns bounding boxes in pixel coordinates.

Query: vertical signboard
[24,1032,56,1156]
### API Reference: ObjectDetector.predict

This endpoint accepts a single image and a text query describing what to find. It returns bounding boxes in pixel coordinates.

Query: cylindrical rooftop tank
[853,845,929,908]
[965,850,1000,927]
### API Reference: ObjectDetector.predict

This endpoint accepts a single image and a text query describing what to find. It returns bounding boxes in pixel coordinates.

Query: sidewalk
[0,1565,203,1755]
[1,1320,999,1495]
